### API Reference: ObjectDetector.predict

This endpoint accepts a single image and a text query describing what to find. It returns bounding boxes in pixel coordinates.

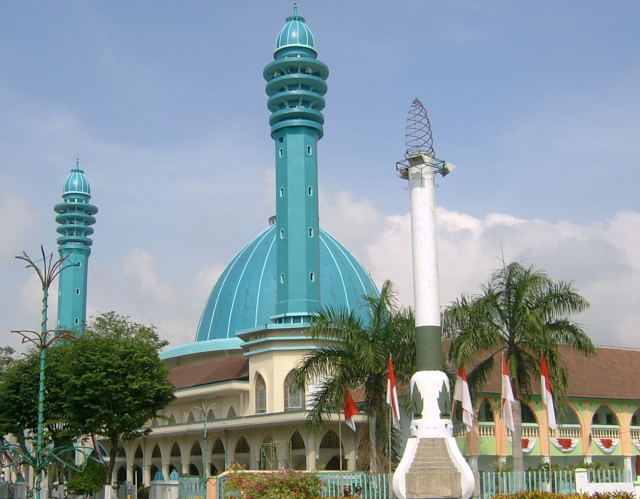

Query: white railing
[478,424,495,437]
[556,426,582,439]
[506,425,539,438]
[630,428,640,439]
[591,427,620,439]
[454,425,468,437]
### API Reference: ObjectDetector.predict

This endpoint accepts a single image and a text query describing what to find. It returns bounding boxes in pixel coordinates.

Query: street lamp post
[13,247,78,499]
[189,403,217,479]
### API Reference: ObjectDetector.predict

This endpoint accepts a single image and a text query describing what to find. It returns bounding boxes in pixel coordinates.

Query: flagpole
[388,406,393,498]
[339,406,344,493]
[389,355,393,478]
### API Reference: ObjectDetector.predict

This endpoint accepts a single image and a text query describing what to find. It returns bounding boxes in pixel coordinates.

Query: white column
[409,163,440,328]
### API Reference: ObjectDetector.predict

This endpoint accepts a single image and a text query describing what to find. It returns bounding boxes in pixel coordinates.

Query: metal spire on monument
[393,99,474,499]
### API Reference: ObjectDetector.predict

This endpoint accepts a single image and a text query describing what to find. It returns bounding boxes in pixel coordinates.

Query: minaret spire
[263,8,328,323]
[54,160,98,334]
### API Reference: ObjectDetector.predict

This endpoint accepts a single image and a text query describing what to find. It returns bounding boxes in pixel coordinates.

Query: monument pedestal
[393,371,474,499]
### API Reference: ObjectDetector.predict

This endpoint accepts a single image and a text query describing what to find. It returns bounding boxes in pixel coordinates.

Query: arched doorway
[319,430,344,470]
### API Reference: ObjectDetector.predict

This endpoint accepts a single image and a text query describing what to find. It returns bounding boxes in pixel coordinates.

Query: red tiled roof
[168,354,249,390]
[464,344,640,401]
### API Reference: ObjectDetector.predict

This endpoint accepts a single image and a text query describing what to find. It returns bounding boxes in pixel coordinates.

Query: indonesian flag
[386,357,401,429]
[501,355,515,432]
[453,364,474,431]
[540,354,557,430]
[344,390,360,432]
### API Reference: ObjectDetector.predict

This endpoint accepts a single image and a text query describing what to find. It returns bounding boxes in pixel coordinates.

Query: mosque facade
[46,7,640,487]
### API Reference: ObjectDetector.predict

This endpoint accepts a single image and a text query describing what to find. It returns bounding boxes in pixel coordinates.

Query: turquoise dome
[274,6,317,59]
[63,162,91,196]
[189,224,377,352]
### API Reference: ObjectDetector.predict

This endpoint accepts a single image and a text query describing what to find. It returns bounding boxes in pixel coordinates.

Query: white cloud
[123,250,177,306]
[321,193,640,348]
[0,189,35,258]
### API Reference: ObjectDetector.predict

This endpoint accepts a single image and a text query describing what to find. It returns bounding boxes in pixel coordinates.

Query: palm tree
[443,261,595,473]
[294,281,415,472]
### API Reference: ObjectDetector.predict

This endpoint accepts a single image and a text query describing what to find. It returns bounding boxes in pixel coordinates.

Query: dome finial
[293,2,297,15]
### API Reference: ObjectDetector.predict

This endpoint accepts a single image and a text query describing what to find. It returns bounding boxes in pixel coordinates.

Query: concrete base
[393,371,475,499]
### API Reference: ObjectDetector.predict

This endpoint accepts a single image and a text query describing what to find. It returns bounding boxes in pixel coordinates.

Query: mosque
[47,6,640,487]
[52,6,375,484]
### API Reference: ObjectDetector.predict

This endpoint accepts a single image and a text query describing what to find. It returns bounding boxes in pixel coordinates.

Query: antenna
[396,98,456,179]
[405,98,435,159]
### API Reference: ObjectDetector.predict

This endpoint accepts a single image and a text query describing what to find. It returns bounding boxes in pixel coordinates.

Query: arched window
[631,408,640,427]
[228,407,237,419]
[557,404,580,426]
[212,438,225,454]
[320,430,340,449]
[191,441,202,456]
[592,405,620,426]
[521,403,538,424]
[168,414,176,424]
[477,399,494,423]
[284,370,304,411]
[290,431,305,450]
[207,409,216,421]
[187,412,195,423]
[235,436,250,453]
[255,374,266,414]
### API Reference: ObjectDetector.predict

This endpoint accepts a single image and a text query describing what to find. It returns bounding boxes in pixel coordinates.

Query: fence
[478,470,632,499]
[216,471,395,499]
[479,471,575,499]
[178,477,206,499]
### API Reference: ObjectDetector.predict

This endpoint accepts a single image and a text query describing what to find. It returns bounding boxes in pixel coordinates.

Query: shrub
[492,492,636,499]
[66,459,108,495]
[224,465,323,499]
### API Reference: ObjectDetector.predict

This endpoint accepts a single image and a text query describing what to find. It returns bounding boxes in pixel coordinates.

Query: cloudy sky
[1,1,639,352]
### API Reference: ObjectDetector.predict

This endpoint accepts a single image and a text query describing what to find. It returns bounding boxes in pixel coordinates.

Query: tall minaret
[54,160,98,334]
[263,6,328,323]
[393,100,474,499]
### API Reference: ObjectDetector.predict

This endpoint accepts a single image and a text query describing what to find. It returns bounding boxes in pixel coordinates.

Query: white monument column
[393,99,474,499]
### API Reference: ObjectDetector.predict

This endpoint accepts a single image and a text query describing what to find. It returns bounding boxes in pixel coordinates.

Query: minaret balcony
[269,108,324,127]
[266,73,327,97]
[267,90,325,113]
[55,212,97,225]
[263,58,328,82]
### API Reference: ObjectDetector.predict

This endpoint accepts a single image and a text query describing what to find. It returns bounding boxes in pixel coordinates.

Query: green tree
[294,281,415,472]
[0,349,69,444]
[59,312,176,484]
[0,346,16,444]
[0,346,14,376]
[443,261,595,473]
[66,458,108,495]
[0,347,76,483]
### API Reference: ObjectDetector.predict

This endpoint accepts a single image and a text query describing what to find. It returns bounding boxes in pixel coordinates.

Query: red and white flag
[453,364,474,431]
[540,354,557,430]
[344,390,360,432]
[501,355,515,432]
[386,357,401,429]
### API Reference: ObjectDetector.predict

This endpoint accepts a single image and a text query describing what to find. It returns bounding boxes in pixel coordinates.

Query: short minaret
[263,5,328,323]
[393,99,474,499]
[54,160,98,334]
